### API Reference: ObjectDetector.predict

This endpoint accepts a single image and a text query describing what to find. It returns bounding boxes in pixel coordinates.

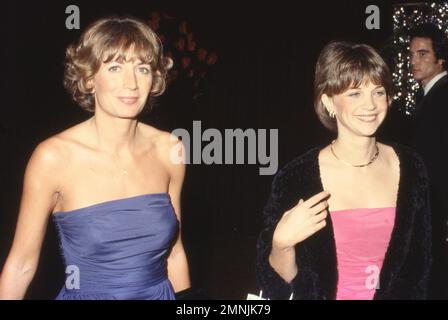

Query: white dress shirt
[424,70,448,96]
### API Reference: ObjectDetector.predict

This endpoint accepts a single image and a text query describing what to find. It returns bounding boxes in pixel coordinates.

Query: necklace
[330,140,379,168]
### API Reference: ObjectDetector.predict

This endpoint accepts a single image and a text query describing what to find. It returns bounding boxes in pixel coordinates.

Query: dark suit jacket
[256,144,432,299]
[412,74,448,255]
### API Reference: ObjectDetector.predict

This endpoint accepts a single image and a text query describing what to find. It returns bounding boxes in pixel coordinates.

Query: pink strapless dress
[330,207,396,300]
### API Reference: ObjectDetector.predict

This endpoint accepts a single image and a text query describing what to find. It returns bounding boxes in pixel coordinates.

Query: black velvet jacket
[256,143,432,299]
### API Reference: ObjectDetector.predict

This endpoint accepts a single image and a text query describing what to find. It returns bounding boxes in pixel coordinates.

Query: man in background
[409,22,448,299]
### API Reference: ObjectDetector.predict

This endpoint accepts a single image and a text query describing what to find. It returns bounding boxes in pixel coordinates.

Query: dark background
[0,0,409,299]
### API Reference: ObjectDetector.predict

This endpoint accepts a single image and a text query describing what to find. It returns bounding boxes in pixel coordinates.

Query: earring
[328,109,336,118]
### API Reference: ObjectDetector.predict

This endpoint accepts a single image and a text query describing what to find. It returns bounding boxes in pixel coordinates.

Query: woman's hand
[272,191,330,251]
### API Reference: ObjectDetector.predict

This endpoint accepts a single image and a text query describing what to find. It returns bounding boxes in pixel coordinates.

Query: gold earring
[328,109,336,118]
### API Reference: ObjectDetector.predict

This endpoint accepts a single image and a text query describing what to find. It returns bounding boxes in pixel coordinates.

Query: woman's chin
[357,128,380,137]
[354,120,384,137]
[113,109,143,119]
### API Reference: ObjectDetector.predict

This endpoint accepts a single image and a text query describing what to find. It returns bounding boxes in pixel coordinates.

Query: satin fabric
[330,207,396,300]
[52,193,177,300]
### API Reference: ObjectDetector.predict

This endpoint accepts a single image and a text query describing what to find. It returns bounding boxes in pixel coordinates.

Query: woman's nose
[123,68,138,90]
[364,95,377,110]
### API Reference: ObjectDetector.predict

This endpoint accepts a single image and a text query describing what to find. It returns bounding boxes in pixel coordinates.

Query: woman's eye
[108,65,120,72]
[376,91,386,96]
[138,67,151,74]
[348,92,360,97]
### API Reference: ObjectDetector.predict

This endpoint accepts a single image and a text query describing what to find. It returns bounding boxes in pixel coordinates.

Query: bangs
[327,53,388,95]
[97,26,158,65]
[65,16,172,112]
[313,41,393,132]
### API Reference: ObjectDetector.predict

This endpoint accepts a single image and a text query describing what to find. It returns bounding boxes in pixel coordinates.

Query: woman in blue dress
[0,16,190,299]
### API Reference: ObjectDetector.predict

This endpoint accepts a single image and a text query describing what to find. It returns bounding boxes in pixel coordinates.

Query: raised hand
[272,191,330,250]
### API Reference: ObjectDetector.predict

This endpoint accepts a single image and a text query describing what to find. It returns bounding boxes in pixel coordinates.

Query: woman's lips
[117,97,139,105]
[356,114,378,122]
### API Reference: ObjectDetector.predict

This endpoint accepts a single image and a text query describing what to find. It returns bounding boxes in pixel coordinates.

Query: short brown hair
[64,16,172,112]
[314,41,393,132]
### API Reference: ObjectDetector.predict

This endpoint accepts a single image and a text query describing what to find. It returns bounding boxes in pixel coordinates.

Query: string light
[390,2,448,116]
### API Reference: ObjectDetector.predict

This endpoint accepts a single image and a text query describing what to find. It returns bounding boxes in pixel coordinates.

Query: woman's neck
[88,113,140,156]
[331,134,378,166]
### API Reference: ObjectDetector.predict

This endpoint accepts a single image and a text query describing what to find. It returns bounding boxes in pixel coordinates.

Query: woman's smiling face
[322,81,389,137]
[92,48,153,119]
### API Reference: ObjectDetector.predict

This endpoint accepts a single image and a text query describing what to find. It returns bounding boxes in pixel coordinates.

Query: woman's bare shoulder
[32,120,92,165]
[138,123,184,172]
[138,123,180,149]
[54,120,92,146]
[378,142,400,166]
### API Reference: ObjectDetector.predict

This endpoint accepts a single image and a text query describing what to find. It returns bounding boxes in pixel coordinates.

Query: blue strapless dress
[52,193,177,300]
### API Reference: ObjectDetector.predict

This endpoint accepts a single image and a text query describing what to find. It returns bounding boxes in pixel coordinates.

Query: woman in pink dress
[257,41,432,300]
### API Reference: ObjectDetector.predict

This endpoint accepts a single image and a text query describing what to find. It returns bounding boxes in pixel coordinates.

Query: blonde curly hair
[63,16,172,112]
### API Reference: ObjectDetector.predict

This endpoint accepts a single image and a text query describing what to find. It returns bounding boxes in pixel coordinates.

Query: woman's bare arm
[161,134,191,292]
[0,139,62,299]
